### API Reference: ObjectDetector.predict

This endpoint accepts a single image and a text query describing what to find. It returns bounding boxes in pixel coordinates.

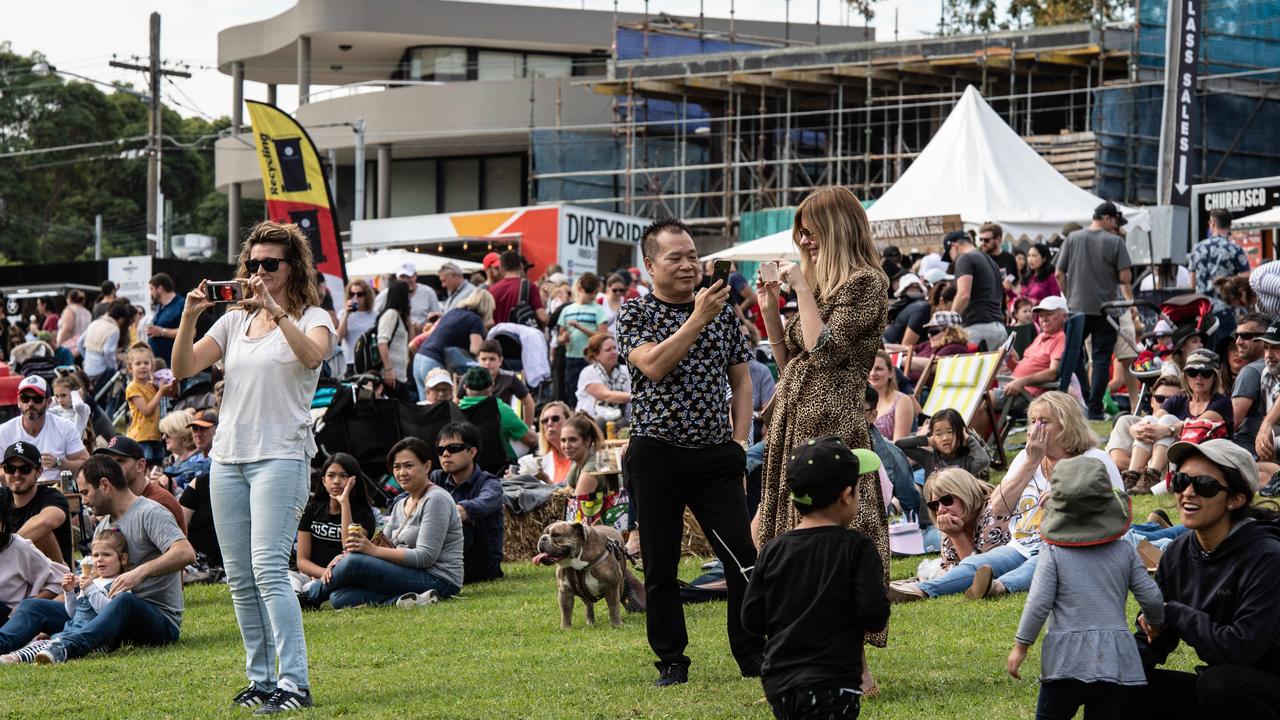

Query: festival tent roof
[345,250,482,280]
[1235,206,1280,228]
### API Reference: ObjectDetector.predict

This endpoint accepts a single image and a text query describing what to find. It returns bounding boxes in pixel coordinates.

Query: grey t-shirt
[386,484,464,589]
[1233,359,1267,451]
[954,250,1005,325]
[95,496,187,628]
[1057,228,1132,315]
[205,306,336,463]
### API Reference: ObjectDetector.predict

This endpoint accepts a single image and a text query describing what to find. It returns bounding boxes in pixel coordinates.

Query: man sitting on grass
[430,422,504,583]
[0,455,194,662]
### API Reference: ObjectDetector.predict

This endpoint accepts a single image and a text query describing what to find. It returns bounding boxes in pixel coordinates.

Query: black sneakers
[254,681,314,715]
[232,685,272,709]
[654,662,689,687]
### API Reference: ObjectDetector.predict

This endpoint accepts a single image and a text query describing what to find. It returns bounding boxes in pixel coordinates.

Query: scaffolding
[530,16,1280,238]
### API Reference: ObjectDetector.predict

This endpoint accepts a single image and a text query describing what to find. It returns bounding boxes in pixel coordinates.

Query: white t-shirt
[376,311,409,383]
[575,362,631,419]
[374,284,441,327]
[0,414,86,481]
[1006,447,1123,558]
[205,307,335,463]
[339,308,375,368]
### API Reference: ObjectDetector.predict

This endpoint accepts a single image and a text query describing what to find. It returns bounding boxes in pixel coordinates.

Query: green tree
[940,0,1132,34]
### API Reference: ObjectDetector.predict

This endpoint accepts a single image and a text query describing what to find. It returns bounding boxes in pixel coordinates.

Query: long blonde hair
[793,186,888,303]
[456,288,495,327]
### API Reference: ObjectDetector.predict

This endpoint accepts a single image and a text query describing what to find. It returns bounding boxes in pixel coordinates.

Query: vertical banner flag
[244,100,347,304]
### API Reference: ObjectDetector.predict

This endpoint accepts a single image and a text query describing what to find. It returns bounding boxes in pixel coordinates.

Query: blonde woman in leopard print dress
[754,186,891,687]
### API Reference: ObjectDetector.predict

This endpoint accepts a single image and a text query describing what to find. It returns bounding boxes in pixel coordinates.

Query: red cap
[482,252,501,269]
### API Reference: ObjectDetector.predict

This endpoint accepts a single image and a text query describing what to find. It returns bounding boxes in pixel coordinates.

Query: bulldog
[533,521,643,629]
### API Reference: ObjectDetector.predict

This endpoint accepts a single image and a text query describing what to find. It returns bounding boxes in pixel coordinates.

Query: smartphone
[711,259,732,288]
[206,281,243,303]
[760,261,779,284]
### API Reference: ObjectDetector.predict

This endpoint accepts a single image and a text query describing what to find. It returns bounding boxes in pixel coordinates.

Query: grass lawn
[0,425,1203,718]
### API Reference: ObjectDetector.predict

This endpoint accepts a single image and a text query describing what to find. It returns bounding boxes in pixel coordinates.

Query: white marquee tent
[345,249,482,280]
[707,85,1147,262]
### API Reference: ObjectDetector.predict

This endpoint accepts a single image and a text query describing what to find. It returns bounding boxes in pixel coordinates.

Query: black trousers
[1035,679,1124,720]
[769,687,861,720]
[1122,666,1280,719]
[625,436,764,669]
[1080,313,1118,416]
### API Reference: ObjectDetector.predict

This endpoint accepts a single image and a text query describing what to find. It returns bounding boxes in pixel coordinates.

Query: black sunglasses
[437,442,470,455]
[1235,332,1263,341]
[926,494,958,513]
[3,463,34,475]
[350,290,366,297]
[541,414,565,424]
[1152,394,1175,404]
[246,257,289,273]
[1185,368,1216,379]
[18,393,43,404]
[1170,472,1228,498]
[926,327,944,336]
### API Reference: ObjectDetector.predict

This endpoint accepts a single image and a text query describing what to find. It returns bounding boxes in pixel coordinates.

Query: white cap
[920,267,953,285]
[894,273,924,297]
[1153,319,1175,336]
[548,272,568,284]
[1032,295,1068,313]
[424,367,454,389]
[396,262,417,278]
[918,253,950,276]
[16,375,47,397]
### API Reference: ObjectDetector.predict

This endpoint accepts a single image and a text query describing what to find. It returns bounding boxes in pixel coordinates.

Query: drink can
[346,523,366,538]
[606,421,617,440]
[59,470,74,494]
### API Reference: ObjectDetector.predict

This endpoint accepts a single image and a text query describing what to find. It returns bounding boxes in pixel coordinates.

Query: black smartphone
[711,260,732,289]
[206,281,244,303]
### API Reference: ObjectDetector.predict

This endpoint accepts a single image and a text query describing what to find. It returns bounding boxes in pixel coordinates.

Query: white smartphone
[760,261,779,283]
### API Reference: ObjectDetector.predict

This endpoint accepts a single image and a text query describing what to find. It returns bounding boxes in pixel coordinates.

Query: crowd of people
[0,191,1275,719]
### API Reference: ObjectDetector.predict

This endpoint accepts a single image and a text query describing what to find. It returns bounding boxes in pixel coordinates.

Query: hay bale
[502,492,715,561]
[681,508,713,557]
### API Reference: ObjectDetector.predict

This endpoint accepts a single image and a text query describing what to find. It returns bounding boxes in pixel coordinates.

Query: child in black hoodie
[1124,439,1280,719]
[742,436,891,719]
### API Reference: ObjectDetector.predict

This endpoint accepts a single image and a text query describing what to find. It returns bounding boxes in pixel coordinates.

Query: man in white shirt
[0,376,88,482]
[374,262,441,331]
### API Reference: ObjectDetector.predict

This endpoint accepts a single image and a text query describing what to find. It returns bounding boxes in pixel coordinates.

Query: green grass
[0,425,1202,718]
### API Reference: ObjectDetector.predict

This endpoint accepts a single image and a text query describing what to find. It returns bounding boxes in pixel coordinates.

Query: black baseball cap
[1093,201,1128,227]
[94,435,145,460]
[1261,323,1280,346]
[3,441,41,468]
[785,436,881,510]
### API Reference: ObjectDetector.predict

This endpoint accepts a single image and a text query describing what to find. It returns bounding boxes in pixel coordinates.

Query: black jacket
[1136,518,1280,675]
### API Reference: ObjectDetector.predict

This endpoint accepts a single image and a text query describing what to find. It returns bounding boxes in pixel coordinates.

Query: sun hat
[894,273,925,298]
[424,367,455,389]
[1168,438,1259,492]
[1040,455,1132,547]
[1172,324,1205,352]
[462,365,492,391]
[1032,295,1068,313]
[1183,349,1220,372]
[923,310,963,329]
[785,436,881,509]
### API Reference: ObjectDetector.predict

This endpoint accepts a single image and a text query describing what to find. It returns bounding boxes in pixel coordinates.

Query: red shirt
[488,276,544,325]
[1012,329,1065,396]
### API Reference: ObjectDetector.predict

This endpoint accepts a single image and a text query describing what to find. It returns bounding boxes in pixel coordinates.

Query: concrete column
[297,36,311,105]
[266,83,277,106]
[377,144,392,218]
[229,60,245,261]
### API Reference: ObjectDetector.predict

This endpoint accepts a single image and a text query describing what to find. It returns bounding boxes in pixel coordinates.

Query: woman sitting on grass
[894,408,992,483]
[922,468,1010,575]
[306,438,463,609]
[889,391,1124,602]
[291,453,377,602]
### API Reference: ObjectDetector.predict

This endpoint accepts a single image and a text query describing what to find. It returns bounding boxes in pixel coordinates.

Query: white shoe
[395,589,439,609]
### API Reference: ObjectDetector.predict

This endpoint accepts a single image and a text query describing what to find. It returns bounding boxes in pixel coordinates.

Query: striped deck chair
[913,343,1011,469]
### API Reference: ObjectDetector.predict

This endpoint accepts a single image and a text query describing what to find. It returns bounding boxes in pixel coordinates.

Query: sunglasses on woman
[1169,472,1229,498]
[246,257,289,273]
[1185,368,1216,379]
[437,442,470,456]
[349,290,366,298]
[926,494,958,513]
[541,414,564,424]
[926,327,944,337]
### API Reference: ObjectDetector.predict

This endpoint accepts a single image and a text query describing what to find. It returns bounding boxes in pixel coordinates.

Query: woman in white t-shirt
[335,279,375,374]
[888,391,1123,602]
[172,221,335,713]
[575,333,631,425]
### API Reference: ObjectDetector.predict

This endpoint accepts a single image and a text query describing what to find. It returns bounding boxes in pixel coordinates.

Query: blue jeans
[1130,522,1190,543]
[745,441,766,476]
[211,458,311,690]
[917,543,1038,597]
[316,553,460,609]
[413,354,441,400]
[0,598,69,653]
[56,593,179,658]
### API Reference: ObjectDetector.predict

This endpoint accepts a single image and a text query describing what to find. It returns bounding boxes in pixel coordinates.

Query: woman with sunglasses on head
[335,280,375,375]
[171,220,336,714]
[1123,439,1280,720]
[889,391,1125,603]
[536,401,572,486]
[1123,351,1232,495]
[891,310,970,382]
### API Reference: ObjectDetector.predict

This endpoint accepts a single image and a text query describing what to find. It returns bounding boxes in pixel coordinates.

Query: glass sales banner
[245,100,347,303]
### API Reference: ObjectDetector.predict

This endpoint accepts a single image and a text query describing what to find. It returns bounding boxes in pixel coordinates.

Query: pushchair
[1101,292,1220,413]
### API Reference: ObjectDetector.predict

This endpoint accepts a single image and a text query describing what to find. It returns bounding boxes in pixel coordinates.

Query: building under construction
[531,2,1280,239]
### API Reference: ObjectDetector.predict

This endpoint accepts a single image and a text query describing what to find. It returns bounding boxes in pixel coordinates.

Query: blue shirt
[1188,234,1249,310]
[432,466,504,579]
[419,309,484,363]
[149,294,186,365]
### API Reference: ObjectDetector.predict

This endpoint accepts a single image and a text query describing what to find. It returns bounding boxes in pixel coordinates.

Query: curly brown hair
[234,221,322,317]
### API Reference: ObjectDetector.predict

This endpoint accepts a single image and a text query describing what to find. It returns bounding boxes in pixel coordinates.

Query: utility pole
[110,12,190,257]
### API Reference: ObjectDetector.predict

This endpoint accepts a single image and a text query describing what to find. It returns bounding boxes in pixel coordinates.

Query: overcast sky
[5,0,941,120]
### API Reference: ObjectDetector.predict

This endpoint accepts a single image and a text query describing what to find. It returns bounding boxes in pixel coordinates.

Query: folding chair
[913,340,1012,470]
[995,312,1085,447]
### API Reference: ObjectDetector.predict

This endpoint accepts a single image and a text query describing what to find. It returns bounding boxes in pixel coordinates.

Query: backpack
[352,310,399,375]
[510,279,539,329]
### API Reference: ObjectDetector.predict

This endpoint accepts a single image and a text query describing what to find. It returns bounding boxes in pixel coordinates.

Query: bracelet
[271,310,287,323]
[768,340,785,346]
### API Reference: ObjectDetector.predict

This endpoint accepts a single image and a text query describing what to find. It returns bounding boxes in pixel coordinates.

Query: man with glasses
[0,376,88,484]
[978,222,1019,280]
[1230,313,1275,455]
[144,273,184,367]
[0,441,71,565]
[1124,438,1280,719]
[430,422,504,584]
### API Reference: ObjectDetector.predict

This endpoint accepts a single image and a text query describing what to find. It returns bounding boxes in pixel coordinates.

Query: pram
[1101,292,1220,413]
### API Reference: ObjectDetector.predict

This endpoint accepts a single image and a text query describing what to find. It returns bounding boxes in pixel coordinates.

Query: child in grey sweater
[1007,455,1165,720]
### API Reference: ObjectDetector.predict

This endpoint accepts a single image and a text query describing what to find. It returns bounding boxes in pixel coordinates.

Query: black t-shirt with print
[2,485,72,565]
[617,293,751,448]
[491,370,529,405]
[297,502,378,569]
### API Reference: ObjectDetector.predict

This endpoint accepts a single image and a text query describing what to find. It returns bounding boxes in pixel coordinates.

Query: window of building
[398,46,598,82]
[477,51,524,81]
[483,156,523,208]
[442,157,481,212]
[525,55,573,79]
[390,159,438,216]
[408,47,468,81]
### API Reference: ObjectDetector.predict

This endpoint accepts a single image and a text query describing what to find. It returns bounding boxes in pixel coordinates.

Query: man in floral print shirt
[1188,208,1251,349]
